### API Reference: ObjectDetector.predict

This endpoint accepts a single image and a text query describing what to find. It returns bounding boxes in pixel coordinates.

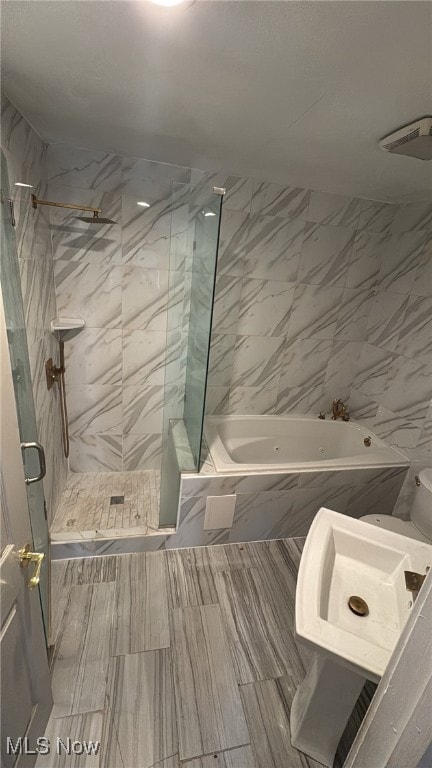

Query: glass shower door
[0,151,50,638]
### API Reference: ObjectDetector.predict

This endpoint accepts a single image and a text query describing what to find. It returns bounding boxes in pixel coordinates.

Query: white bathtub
[204,414,408,474]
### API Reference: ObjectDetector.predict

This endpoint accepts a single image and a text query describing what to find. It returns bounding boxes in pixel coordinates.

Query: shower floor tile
[50,470,170,541]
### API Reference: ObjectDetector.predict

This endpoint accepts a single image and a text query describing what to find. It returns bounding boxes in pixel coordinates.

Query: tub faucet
[332,399,350,421]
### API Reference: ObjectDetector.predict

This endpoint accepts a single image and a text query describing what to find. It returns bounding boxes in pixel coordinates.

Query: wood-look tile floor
[50,471,169,541]
[41,539,373,768]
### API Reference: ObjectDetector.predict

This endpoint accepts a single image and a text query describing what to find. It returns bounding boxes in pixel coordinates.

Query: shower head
[75,213,117,224]
[31,194,117,224]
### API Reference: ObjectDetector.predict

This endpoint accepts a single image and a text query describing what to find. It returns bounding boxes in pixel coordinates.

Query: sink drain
[348,595,369,616]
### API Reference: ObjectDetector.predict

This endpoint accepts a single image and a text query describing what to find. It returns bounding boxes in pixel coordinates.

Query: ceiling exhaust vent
[379,117,432,160]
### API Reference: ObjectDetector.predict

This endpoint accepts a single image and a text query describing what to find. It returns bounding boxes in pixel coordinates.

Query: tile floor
[41,539,374,768]
[50,471,168,541]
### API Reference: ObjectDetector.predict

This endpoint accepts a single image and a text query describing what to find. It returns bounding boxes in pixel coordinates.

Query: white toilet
[361,467,432,543]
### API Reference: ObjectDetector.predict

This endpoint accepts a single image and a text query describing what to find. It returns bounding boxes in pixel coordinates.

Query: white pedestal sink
[290,508,432,768]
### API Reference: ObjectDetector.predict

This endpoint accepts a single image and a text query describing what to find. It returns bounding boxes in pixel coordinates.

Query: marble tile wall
[207,180,431,424]
[4,97,428,540]
[1,95,67,524]
[348,205,431,517]
[46,142,194,473]
[37,134,432,504]
[205,176,431,516]
[173,464,408,549]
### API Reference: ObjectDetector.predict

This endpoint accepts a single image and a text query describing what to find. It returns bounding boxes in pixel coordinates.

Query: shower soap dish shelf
[51,317,86,341]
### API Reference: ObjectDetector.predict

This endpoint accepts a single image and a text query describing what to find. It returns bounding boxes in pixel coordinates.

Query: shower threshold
[50,470,174,543]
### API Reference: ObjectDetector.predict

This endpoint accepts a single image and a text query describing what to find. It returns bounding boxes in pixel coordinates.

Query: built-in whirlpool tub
[204,414,408,474]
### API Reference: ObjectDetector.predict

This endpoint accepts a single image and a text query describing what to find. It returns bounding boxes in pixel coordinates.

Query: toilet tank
[412,468,432,538]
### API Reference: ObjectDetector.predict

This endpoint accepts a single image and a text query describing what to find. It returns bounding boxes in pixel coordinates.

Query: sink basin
[296,507,432,681]
[290,507,432,766]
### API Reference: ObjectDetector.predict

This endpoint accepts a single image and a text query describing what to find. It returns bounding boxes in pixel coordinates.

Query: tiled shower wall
[47,144,432,483]
[206,179,431,494]
[7,108,429,491]
[46,143,196,473]
[3,95,429,542]
[1,96,67,524]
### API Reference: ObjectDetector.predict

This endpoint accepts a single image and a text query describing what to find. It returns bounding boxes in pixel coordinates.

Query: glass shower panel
[163,181,192,435]
[158,183,222,526]
[0,151,50,637]
[183,191,222,466]
[158,182,192,528]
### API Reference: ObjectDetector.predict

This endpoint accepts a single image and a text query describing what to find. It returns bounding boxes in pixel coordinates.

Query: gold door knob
[18,544,45,589]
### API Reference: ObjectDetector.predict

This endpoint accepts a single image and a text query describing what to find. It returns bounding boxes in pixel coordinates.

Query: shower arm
[31,194,101,217]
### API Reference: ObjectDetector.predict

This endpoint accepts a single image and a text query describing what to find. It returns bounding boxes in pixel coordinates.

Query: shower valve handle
[45,357,64,389]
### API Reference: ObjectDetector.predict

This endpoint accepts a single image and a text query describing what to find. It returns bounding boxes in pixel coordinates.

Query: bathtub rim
[204,413,409,475]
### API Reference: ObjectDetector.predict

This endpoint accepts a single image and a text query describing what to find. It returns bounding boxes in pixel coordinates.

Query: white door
[1,290,52,767]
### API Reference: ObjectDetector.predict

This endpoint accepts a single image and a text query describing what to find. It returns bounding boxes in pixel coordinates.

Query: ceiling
[1,0,431,202]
